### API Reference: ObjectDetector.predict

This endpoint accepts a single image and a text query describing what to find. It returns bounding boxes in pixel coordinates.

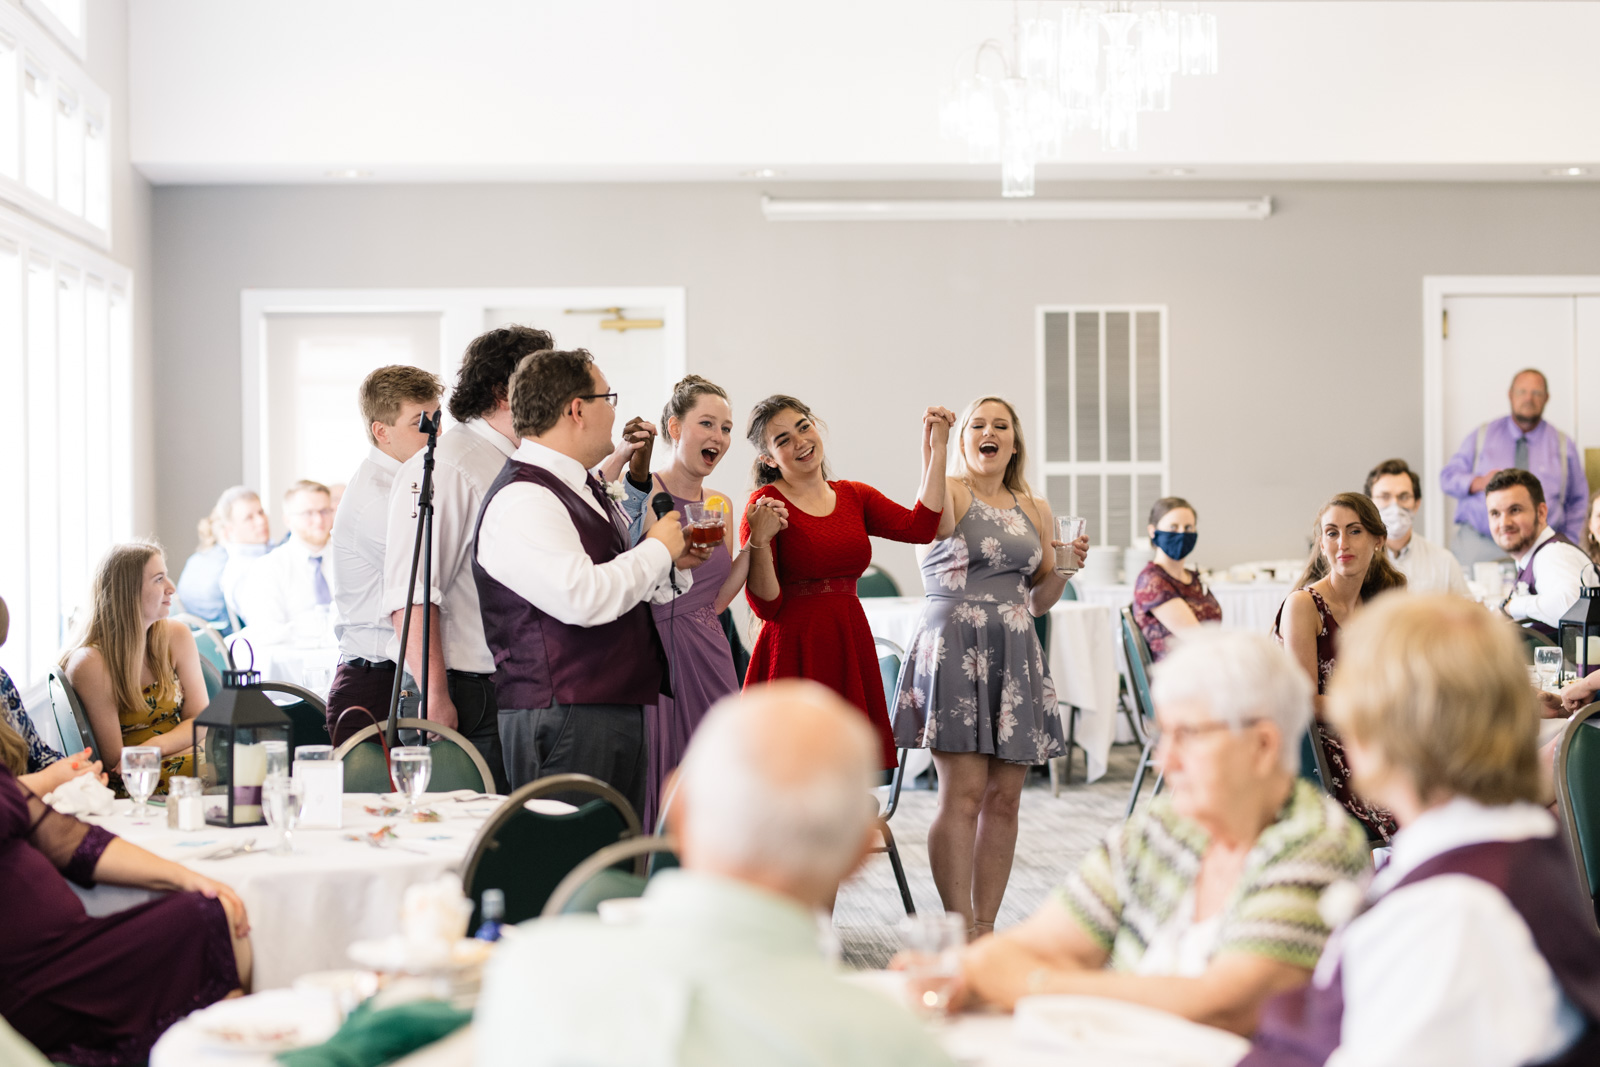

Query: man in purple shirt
[1440,368,1587,567]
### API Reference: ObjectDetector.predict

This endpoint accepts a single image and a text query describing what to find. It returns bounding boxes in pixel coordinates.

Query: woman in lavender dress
[891,397,1088,939]
[620,375,788,827]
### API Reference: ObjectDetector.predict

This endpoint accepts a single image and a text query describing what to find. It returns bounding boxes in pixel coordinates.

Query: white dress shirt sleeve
[1506,540,1587,629]
[1327,876,1583,1067]
[234,551,289,628]
[381,458,443,613]
[477,481,689,626]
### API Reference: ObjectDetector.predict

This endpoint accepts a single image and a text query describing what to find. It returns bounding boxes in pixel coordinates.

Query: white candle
[233,741,268,823]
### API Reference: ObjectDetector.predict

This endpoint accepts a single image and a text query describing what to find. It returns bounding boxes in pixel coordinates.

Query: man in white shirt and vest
[381,326,554,794]
[234,480,337,638]
[472,348,708,813]
[1487,468,1590,639]
[1365,458,1470,597]
[325,365,443,744]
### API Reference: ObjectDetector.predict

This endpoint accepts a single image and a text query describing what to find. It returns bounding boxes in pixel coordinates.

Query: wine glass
[900,911,967,1019]
[1053,515,1087,578]
[263,775,305,855]
[120,746,162,824]
[1535,646,1563,691]
[390,746,432,817]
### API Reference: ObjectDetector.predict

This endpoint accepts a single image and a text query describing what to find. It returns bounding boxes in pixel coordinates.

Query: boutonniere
[604,479,627,502]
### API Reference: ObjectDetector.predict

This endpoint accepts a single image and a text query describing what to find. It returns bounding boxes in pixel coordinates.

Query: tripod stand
[386,409,441,748]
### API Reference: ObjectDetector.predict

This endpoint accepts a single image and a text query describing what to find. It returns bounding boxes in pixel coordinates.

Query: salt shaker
[167,776,205,831]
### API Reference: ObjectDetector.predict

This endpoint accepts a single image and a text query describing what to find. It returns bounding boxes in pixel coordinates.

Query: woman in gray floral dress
[891,397,1087,938]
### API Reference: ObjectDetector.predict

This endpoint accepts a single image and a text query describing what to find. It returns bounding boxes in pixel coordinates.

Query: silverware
[196,837,258,860]
[361,835,426,855]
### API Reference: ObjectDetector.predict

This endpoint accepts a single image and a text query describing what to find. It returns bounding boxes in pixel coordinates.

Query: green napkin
[276,1000,471,1067]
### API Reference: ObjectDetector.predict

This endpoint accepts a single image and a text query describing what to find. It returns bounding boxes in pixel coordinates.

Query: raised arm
[917,406,955,515]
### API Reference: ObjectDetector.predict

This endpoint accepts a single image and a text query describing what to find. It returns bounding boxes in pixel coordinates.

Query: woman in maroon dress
[0,757,250,1064]
[741,395,953,767]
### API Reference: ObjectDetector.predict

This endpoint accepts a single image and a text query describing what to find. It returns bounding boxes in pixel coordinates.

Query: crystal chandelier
[941,2,1219,197]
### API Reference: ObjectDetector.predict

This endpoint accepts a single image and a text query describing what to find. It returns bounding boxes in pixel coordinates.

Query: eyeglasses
[578,392,619,408]
[1149,717,1263,751]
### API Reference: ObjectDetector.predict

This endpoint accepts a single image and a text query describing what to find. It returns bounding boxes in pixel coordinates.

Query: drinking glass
[391,746,432,816]
[1053,516,1087,578]
[1535,646,1563,691]
[682,502,725,549]
[120,746,162,824]
[263,775,305,855]
[294,745,334,762]
[262,740,290,780]
[900,911,967,1019]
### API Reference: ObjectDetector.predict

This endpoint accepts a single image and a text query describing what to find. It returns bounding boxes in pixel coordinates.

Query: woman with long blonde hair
[63,541,210,795]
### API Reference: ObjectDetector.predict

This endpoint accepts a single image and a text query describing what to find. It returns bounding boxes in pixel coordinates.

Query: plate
[348,936,492,975]
[1014,995,1249,1065]
[190,989,340,1053]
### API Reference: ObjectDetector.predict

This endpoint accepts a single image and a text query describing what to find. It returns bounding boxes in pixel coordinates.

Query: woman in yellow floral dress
[63,542,211,796]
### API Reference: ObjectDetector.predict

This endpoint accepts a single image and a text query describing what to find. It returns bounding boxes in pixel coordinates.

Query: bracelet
[748,540,772,551]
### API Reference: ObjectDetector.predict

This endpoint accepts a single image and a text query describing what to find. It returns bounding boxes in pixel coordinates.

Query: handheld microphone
[651,491,680,594]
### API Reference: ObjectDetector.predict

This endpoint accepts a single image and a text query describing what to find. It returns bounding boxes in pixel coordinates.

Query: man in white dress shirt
[381,327,553,793]
[1487,468,1590,639]
[233,480,336,638]
[472,348,708,810]
[324,365,443,743]
[1364,458,1470,596]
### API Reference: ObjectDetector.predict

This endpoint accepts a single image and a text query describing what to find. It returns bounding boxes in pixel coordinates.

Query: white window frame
[239,287,688,497]
[18,0,85,62]
[1034,304,1171,544]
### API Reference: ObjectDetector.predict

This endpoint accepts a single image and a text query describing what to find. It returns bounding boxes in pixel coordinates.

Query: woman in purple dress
[0,753,250,1064]
[621,375,788,827]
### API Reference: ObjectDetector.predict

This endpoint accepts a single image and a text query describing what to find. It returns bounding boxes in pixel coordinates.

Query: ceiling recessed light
[742,168,782,179]
[1149,167,1196,177]
[325,168,373,179]
[1545,166,1589,177]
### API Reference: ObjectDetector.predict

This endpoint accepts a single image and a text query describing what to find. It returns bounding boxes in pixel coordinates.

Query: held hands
[745,496,789,547]
[923,406,956,449]
[1561,674,1600,715]
[620,417,657,483]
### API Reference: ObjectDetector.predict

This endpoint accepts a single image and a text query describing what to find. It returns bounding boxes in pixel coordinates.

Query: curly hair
[449,325,554,423]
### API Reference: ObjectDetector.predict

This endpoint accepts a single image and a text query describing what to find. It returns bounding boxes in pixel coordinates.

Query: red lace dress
[742,481,940,767]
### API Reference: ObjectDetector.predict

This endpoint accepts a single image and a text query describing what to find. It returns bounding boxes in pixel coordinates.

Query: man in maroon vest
[1486,468,1589,640]
[472,348,708,815]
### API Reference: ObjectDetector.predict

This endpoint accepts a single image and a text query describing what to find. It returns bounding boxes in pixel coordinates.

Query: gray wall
[151,180,1600,590]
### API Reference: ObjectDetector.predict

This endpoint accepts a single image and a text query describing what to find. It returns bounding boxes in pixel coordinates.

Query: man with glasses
[234,479,337,635]
[1364,458,1470,596]
[380,326,555,793]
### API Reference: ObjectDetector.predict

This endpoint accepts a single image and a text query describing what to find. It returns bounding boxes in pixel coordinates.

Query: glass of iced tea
[683,501,725,549]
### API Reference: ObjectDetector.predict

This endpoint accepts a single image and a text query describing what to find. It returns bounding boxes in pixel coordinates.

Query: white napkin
[401,875,474,946]
[43,772,117,816]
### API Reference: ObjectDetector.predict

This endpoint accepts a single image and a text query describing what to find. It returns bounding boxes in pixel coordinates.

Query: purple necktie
[310,555,332,606]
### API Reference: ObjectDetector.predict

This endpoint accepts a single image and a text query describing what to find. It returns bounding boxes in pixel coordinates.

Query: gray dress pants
[500,702,648,821]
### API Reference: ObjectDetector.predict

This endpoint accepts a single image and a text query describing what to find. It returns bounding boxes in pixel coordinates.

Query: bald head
[672,681,879,905]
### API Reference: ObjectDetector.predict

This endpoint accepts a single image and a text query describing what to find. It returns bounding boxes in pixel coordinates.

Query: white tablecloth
[229,633,341,698]
[861,597,1122,782]
[1072,578,1294,636]
[151,997,475,1067]
[75,793,500,990]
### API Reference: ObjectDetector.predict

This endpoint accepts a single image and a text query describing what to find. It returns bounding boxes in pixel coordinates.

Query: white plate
[1014,995,1249,1065]
[189,989,341,1053]
[348,936,492,975]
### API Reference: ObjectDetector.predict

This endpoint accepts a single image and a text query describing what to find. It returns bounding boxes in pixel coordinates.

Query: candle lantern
[1558,567,1600,680]
[192,668,291,826]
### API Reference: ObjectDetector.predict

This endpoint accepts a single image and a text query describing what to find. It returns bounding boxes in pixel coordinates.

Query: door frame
[1422,276,1600,544]
[239,287,687,501]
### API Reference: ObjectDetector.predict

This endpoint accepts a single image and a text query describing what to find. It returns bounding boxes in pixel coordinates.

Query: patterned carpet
[835,743,1152,969]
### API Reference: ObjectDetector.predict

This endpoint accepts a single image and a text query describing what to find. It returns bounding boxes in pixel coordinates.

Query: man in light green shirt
[476,681,954,1067]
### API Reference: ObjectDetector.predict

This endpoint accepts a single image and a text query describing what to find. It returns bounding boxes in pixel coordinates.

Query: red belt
[788,577,860,598]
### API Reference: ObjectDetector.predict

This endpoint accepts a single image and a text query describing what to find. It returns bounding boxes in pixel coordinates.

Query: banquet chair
[45,667,98,763]
[462,773,641,928]
[650,775,682,877]
[1120,608,1162,819]
[871,637,917,916]
[255,681,332,754]
[200,658,223,700]
[1554,701,1600,929]
[172,612,235,675]
[542,835,682,917]
[334,718,495,794]
[1300,727,1333,793]
[1519,626,1560,663]
[857,564,901,598]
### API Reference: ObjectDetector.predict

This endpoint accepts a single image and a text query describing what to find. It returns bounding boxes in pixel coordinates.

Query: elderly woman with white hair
[957,630,1369,1035]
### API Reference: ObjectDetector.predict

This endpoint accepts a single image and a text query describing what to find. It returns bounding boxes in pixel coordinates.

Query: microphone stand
[386,410,440,749]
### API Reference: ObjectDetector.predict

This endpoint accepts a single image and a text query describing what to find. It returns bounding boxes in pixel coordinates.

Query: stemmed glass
[900,911,967,1019]
[390,746,432,818]
[263,775,305,855]
[120,746,161,824]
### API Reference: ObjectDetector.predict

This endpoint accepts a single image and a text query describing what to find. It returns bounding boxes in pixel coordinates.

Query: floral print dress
[106,675,193,798]
[890,494,1066,764]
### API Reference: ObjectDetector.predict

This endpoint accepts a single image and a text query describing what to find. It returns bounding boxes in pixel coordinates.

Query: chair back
[200,658,223,700]
[542,835,681,917]
[332,718,495,794]
[1060,579,1078,602]
[1119,607,1156,727]
[341,741,393,793]
[172,613,234,674]
[255,682,332,754]
[46,667,97,761]
[857,564,901,598]
[872,637,911,819]
[462,773,642,926]
[1299,727,1332,792]
[1555,702,1600,925]
[1520,625,1560,663]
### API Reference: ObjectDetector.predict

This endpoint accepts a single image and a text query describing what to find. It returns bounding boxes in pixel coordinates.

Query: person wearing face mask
[1131,497,1222,662]
[1364,458,1471,598]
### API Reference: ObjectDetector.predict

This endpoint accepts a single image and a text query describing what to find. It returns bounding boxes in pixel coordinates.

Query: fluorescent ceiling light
[1545,166,1589,177]
[325,168,372,179]
[761,196,1272,222]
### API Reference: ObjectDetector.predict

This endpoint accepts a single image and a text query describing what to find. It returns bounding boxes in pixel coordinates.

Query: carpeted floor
[834,743,1153,969]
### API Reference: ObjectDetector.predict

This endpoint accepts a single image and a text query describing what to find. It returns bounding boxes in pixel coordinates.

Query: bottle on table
[475,888,506,942]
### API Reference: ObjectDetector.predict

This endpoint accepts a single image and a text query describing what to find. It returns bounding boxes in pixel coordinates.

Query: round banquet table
[1071,577,1295,637]
[71,793,542,990]
[860,597,1121,782]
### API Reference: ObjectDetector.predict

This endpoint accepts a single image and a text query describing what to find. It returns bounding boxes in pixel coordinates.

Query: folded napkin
[43,773,116,816]
[276,1000,470,1067]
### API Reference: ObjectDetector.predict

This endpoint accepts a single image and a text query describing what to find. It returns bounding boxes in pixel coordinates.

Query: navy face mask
[1152,530,1198,560]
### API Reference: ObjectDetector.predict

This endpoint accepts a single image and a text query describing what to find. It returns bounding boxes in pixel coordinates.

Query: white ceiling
[128,1,1600,185]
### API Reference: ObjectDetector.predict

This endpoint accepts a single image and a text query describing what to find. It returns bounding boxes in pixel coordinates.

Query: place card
[293,759,344,828]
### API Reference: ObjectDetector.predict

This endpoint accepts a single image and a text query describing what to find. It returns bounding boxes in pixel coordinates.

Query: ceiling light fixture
[1150,166,1196,176]
[943,2,1219,198]
[1546,166,1589,177]
[761,195,1270,222]
[742,168,782,179]
[324,168,372,180]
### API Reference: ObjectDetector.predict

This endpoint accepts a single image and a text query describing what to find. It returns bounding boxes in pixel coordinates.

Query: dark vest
[1243,835,1600,1067]
[470,459,667,709]
[1519,530,1580,640]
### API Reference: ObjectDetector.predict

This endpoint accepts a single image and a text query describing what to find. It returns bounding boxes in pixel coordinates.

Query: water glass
[391,746,432,815]
[1053,516,1087,577]
[120,746,162,824]
[900,911,967,1019]
[262,740,290,780]
[1535,646,1563,691]
[263,775,305,854]
[294,745,334,762]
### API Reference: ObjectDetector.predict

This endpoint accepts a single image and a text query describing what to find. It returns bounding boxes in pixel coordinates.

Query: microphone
[651,492,680,593]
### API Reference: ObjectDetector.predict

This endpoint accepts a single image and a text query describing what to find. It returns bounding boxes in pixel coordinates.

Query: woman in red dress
[741,395,954,767]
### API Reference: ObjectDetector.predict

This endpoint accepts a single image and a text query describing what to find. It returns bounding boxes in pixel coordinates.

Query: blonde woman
[63,542,211,796]
[175,486,270,634]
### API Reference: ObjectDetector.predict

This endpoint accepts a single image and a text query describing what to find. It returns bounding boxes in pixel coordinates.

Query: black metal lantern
[1558,565,1600,681]
[192,668,291,827]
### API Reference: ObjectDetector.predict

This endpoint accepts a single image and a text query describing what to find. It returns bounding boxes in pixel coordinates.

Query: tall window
[1037,307,1169,548]
[0,205,132,686]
